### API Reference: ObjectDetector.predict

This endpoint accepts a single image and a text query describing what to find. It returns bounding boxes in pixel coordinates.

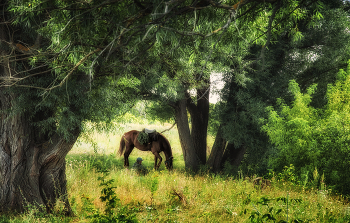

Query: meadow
[2,121,350,222]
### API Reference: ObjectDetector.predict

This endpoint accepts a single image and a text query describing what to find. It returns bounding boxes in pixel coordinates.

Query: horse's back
[124,130,171,153]
[124,130,139,141]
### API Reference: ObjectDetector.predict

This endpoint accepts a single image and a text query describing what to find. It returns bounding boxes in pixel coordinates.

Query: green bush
[262,62,350,195]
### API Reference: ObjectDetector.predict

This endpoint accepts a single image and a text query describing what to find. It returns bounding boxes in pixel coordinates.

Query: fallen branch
[171,188,187,205]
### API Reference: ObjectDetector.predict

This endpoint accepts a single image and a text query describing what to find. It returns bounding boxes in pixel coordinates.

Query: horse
[118,130,173,170]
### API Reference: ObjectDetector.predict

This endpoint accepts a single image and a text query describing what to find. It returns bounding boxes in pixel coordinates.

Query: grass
[2,122,350,222]
[66,155,350,222]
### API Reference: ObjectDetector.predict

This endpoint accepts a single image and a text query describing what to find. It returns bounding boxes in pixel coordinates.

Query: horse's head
[165,156,173,170]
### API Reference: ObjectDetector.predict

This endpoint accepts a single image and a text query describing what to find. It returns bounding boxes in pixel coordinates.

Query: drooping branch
[250,0,319,44]
[208,0,277,11]
[258,0,281,68]
[1,48,101,90]
[46,48,101,90]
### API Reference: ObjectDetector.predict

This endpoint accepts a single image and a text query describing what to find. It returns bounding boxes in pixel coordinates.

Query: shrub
[86,166,138,223]
[262,62,350,195]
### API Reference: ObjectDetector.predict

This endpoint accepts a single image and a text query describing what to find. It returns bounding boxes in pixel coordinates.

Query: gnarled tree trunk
[172,82,210,171]
[0,18,79,214]
[207,125,247,172]
[222,143,247,167]
[0,92,79,214]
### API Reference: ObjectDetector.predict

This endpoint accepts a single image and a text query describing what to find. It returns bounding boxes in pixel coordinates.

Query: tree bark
[173,82,209,171]
[174,99,200,171]
[0,19,79,214]
[206,125,226,172]
[187,86,210,165]
[222,143,247,167]
[207,125,248,172]
[0,91,80,214]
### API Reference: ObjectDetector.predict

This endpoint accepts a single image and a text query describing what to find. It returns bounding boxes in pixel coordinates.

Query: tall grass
[65,155,350,222]
[2,121,350,222]
[65,122,350,222]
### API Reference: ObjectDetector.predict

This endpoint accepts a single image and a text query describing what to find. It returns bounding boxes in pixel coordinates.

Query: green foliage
[148,174,159,205]
[216,4,350,177]
[208,103,221,135]
[149,177,159,195]
[6,0,326,143]
[277,164,298,184]
[248,198,284,222]
[85,166,138,223]
[263,62,350,194]
[136,131,149,145]
[244,195,305,223]
[144,101,175,124]
[0,216,10,223]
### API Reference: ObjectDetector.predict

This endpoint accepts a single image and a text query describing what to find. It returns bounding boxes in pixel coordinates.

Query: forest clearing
[1,122,350,222]
[2,1,350,222]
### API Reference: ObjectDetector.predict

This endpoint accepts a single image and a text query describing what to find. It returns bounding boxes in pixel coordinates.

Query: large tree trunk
[207,125,248,172]
[173,82,209,171]
[222,143,247,167]
[0,93,80,214]
[0,18,79,214]
[207,125,226,172]
[187,86,210,165]
[174,99,200,171]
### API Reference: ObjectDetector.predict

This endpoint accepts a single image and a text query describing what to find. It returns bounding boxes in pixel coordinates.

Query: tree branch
[48,48,101,90]
[1,48,101,90]
[258,0,281,68]
[160,122,177,133]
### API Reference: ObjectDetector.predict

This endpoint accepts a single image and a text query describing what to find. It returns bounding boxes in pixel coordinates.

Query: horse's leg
[153,151,162,170]
[124,145,134,168]
[154,155,157,170]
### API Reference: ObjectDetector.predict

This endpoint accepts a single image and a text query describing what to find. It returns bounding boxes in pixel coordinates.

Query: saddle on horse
[138,128,159,145]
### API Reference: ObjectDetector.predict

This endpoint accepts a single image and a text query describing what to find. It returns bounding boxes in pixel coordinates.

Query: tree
[0,25,138,216]
[142,0,326,171]
[0,0,157,213]
[0,0,325,213]
[207,0,350,174]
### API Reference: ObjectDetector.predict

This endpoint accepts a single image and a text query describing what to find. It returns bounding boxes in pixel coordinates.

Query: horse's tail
[118,135,126,156]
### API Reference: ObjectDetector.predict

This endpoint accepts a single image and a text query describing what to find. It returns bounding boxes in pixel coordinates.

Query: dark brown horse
[118,130,173,170]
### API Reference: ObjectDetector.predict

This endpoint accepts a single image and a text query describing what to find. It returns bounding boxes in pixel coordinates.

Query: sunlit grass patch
[6,121,350,222]
[64,123,350,222]
[6,149,347,223]
[65,152,350,222]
